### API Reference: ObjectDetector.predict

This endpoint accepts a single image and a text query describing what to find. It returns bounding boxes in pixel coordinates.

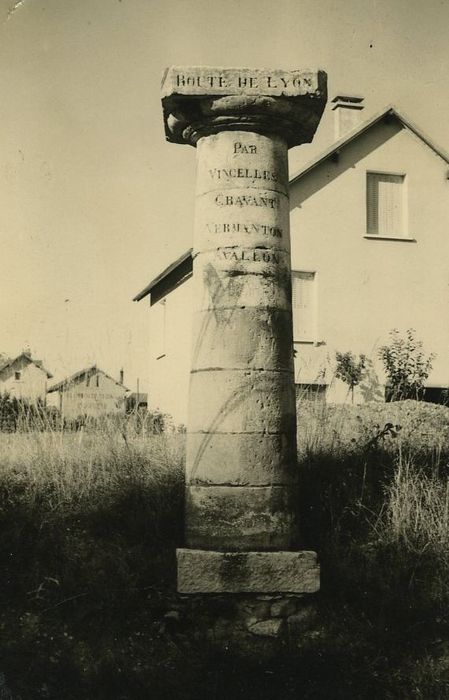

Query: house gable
[47,366,129,419]
[0,353,52,401]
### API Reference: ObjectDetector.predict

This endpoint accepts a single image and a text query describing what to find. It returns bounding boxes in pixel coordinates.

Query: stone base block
[177,549,319,594]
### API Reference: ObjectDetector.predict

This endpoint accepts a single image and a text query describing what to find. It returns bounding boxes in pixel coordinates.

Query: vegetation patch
[1,404,449,698]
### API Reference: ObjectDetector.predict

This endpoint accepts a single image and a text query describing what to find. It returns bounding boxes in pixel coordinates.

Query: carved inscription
[216,248,280,264]
[206,222,282,238]
[209,167,279,182]
[215,193,280,208]
[206,135,285,268]
[175,72,314,91]
[234,142,257,154]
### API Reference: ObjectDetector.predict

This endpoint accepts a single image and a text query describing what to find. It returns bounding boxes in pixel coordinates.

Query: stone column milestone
[162,67,327,593]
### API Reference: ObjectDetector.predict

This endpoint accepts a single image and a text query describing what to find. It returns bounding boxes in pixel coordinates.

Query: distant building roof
[48,365,129,393]
[0,355,12,372]
[133,105,449,305]
[0,352,53,378]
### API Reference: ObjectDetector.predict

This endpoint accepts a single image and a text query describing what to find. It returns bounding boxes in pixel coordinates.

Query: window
[152,299,166,359]
[15,371,21,380]
[366,172,406,238]
[292,271,316,343]
[96,374,99,388]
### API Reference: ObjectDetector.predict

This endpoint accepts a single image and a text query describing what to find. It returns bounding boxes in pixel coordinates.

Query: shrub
[0,394,59,432]
[378,328,435,401]
[335,351,367,403]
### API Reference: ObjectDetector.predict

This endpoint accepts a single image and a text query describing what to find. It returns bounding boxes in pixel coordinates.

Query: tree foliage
[335,351,367,403]
[378,328,435,401]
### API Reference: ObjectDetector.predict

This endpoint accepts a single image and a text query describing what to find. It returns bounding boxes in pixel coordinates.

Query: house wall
[0,359,48,401]
[290,120,449,400]
[50,372,127,419]
[148,281,193,425]
[147,120,449,420]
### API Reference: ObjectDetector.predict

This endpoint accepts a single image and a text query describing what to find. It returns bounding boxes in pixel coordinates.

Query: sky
[1,0,448,393]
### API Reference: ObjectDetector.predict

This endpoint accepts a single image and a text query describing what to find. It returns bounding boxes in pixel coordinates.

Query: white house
[135,99,449,424]
[0,352,53,402]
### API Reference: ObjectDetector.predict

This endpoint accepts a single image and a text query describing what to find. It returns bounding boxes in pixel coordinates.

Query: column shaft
[185,130,298,551]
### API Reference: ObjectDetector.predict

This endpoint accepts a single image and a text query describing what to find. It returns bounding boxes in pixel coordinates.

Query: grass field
[1,401,449,699]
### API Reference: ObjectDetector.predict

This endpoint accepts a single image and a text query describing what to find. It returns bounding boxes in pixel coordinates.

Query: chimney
[331,95,365,140]
[119,368,124,385]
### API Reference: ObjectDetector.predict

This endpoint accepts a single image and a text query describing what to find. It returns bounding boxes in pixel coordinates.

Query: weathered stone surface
[191,249,292,312]
[236,599,272,621]
[270,598,298,618]
[186,432,298,486]
[287,605,319,632]
[162,66,327,147]
[187,368,296,435]
[185,485,299,551]
[190,308,294,372]
[247,619,284,637]
[177,549,320,593]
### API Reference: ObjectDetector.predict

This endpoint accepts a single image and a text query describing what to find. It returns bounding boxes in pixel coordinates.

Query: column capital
[162,66,327,147]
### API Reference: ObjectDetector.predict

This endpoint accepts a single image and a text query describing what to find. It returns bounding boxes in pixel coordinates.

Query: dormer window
[366,172,407,239]
[15,371,21,380]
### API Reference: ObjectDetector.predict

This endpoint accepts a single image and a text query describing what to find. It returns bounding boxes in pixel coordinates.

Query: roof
[290,104,449,184]
[134,105,449,303]
[48,365,129,393]
[0,355,12,372]
[133,248,193,304]
[0,352,53,378]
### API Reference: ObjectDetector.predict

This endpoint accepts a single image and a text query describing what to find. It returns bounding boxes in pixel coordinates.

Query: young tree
[378,328,435,401]
[335,351,367,404]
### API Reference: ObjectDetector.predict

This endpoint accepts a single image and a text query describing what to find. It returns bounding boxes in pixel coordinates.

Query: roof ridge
[0,353,53,378]
[48,365,130,393]
[290,105,449,184]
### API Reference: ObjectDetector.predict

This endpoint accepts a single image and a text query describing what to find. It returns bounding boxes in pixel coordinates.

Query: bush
[379,328,435,401]
[335,351,367,403]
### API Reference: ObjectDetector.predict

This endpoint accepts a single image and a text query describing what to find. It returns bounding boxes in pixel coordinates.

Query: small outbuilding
[47,365,129,419]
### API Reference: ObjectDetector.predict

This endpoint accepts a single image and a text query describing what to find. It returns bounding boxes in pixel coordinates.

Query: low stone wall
[162,592,322,655]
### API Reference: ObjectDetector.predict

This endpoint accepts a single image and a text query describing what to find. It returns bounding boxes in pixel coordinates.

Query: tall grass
[0,416,185,507]
[386,457,449,554]
[1,400,449,698]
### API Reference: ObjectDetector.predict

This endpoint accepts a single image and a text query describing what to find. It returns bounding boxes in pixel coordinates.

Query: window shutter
[151,300,166,359]
[292,272,316,342]
[367,173,404,236]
